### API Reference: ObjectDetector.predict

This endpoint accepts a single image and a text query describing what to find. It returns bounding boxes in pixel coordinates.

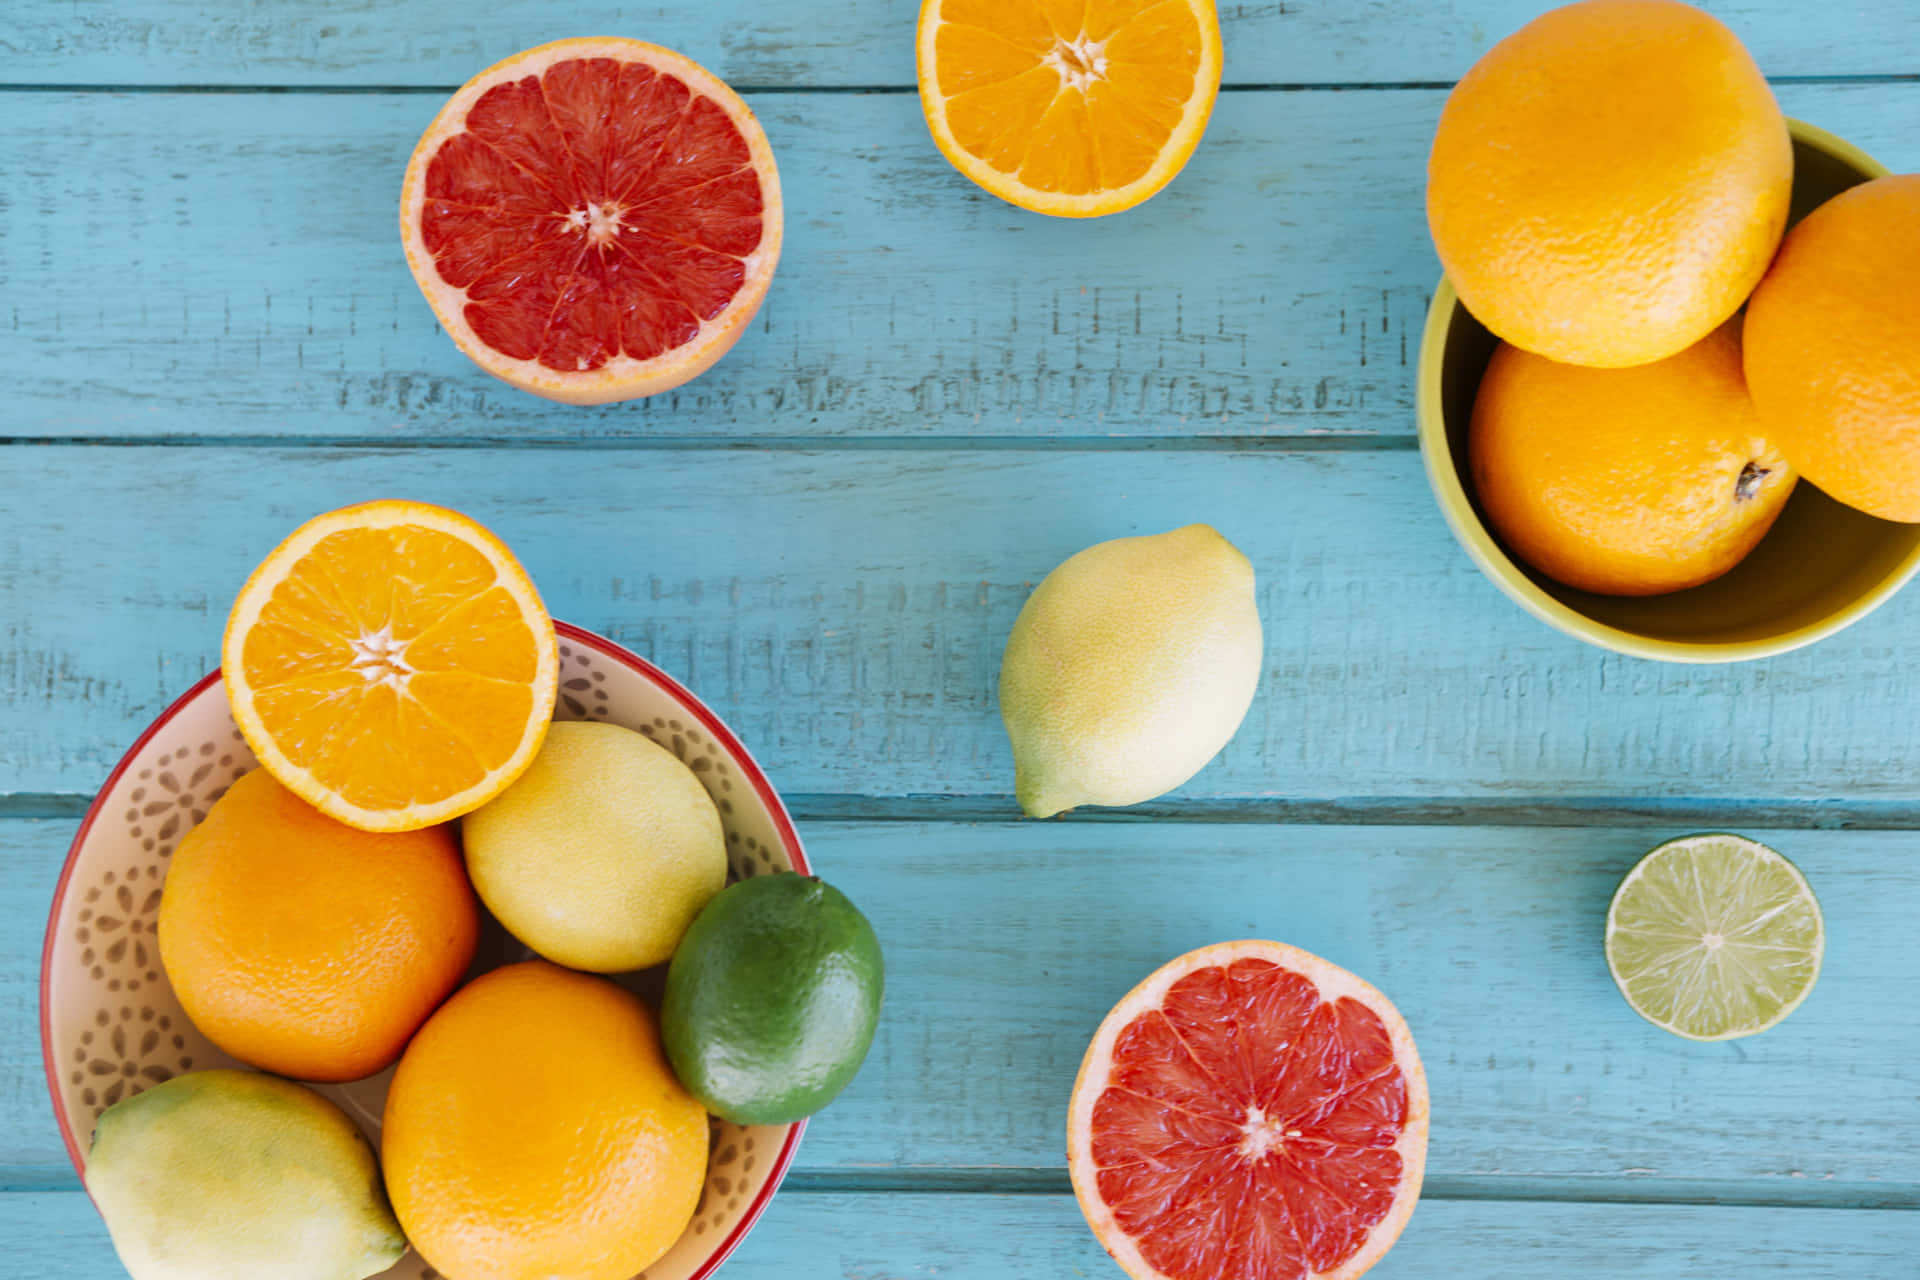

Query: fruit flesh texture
[1469,321,1795,596]
[1091,958,1411,1280]
[231,503,556,824]
[423,56,765,372]
[1743,175,1920,522]
[1428,0,1791,368]
[462,720,728,972]
[86,1070,405,1280]
[1607,834,1824,1040]
[999,523,1261,818]
[663,872,885,1124]
[382,961,709,1280]
[157,768,478,1082]
[929,0,1213,197]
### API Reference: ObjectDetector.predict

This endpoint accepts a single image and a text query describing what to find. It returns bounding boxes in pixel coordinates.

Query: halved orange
[1068,941,1429,1280]
[400,37,783,404]
[917,0,1223,217]
[223,501,559,833]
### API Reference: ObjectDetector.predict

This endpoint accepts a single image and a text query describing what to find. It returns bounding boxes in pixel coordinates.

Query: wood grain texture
[5,0,1919,86]
[1,85,1912,442]
[12,1182,1920,1278]
[7,818,1918,1195]
[9,446,1920,803]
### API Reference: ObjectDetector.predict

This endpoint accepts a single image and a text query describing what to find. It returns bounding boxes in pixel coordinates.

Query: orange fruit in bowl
[382,960,709,1280]
[157,767,479,1082]
[400,37,783,404]
[1470,320,1797,597]
[1427,0,1791,369]
[916,0,1223,217]
[223,499,559,833]
[1743,174,1920,522]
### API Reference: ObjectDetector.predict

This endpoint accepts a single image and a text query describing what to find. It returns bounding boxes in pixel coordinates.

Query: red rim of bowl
[39,619,808,1280]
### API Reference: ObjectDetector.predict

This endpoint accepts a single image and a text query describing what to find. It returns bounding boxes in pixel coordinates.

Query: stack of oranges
[1427,0,1920,597]
[155,500,709,1280]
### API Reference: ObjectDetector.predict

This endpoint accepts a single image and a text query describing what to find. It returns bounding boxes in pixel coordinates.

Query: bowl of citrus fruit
[42,501,884,1280]
[1417,0,1920,662]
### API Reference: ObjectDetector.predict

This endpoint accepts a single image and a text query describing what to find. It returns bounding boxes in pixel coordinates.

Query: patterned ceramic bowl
[41,621,807,1280]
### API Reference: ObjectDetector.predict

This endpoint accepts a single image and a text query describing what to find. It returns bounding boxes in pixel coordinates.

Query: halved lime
[1605,833,1824,1041]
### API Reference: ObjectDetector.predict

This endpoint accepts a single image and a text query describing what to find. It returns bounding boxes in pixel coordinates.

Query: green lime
[1605,833,1824,1041]
[662,872,884,1125]
[85,1069,405,1280]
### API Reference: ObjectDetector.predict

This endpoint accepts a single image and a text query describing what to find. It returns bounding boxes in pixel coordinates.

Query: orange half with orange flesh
[223,500,559,832]
[918,0,1223,217]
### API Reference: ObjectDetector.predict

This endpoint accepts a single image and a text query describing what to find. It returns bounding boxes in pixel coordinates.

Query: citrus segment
[1427,0,1792,368]
[918,0,1222,217]
[1743,174,1920,522]
[1069,941,1427,1280]
[223,500,559,832]
[1606,834,1824,1041]
[401,38,783,403]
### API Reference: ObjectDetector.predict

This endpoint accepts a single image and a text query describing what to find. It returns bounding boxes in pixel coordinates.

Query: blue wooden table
[4,2,1919,1275]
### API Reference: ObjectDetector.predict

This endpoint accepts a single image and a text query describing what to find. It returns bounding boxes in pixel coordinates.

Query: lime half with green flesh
[1606,833,1824,1041]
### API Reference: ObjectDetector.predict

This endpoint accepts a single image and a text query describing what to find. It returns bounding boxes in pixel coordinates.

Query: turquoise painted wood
[0,84,1913,442]
[10,447,1920,805]
[6,817,1919,1197]
[15,1190,1920,1278]
[6,0,1920,86]
[8,0,1920,1273]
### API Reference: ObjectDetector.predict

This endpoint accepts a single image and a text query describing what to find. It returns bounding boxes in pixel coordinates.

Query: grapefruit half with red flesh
[400,38,782,404]
[1068,941,1428,1280]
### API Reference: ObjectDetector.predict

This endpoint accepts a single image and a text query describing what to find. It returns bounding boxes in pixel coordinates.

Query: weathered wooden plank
[0,85,1913,441]
[8,818,1919,1192]
[4,0,1918,87]
[8,446,1920,803]
[12,1188,1920,1279]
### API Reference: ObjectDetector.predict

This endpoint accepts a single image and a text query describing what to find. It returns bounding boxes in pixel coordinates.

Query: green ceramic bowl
[1417,119,1915,663]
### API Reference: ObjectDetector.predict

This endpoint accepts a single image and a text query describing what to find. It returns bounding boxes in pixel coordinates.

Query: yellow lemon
[463,721,727,971]
[1000,524,1261,818]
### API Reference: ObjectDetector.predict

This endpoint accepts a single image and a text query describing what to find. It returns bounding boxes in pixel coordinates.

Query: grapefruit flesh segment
[1070,942,1428,1280]
[402,39,782,404]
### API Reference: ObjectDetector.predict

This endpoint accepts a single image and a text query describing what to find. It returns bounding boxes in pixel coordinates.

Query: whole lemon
[999,524,1262,819]
[382,961,709,1280]
[463,720,727,972]
[86,1069,405,1280]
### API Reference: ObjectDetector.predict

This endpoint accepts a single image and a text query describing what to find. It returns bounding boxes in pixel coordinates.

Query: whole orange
[1743,174,1920,522]
[1428,0,1791,369]
[157,767,477,1082]
[1470,321,1796,596]
[382,961,709,1280]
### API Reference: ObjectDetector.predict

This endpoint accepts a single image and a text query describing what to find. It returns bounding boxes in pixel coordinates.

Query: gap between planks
[0,434,1416,453]
[1,1167,1913,1211]
[14,793,1920,829]
[0,75,1914,95]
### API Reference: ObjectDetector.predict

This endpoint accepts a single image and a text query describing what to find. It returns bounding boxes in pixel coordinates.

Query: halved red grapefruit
[1068,941,1428,1280]
[400,37,782,405]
